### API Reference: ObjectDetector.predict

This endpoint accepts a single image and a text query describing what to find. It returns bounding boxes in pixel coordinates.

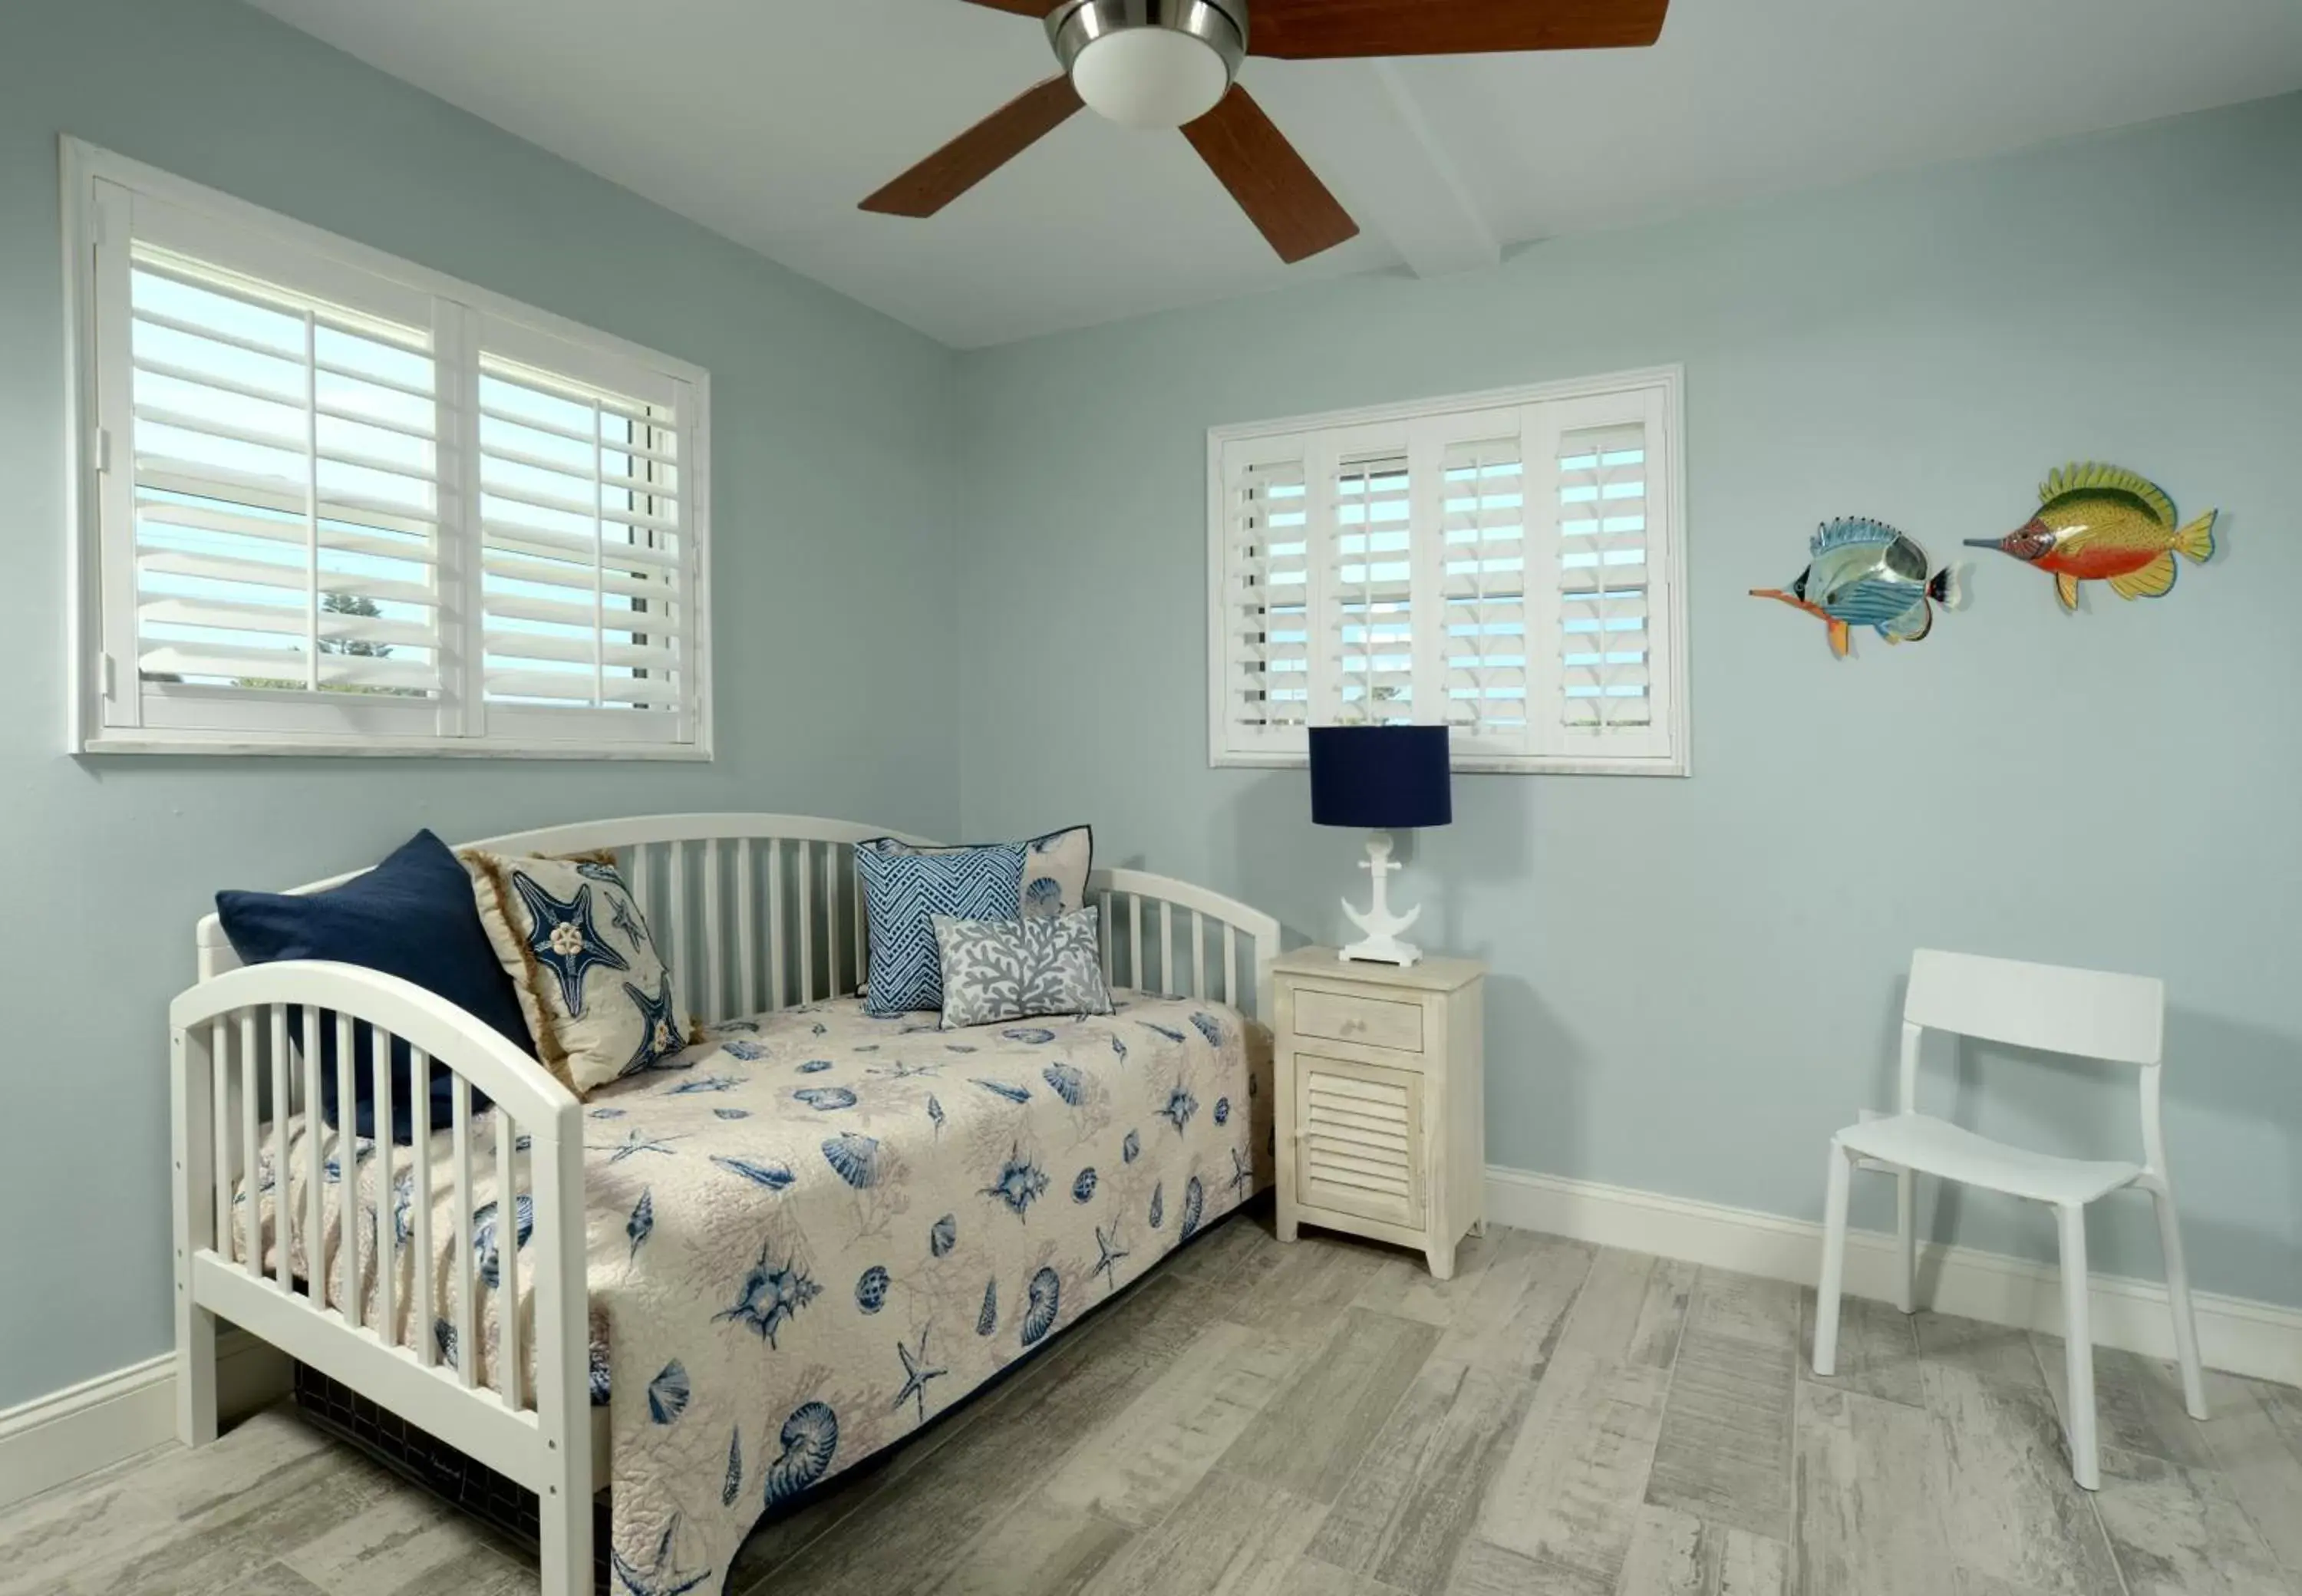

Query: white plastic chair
[1812,948,2207,1489]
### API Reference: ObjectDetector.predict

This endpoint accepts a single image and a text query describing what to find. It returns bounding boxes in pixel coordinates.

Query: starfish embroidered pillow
[461,849,698,1096]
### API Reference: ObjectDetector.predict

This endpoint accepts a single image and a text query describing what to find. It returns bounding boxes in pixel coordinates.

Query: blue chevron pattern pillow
[860,826,1092,922]
[856,843,1026,1017]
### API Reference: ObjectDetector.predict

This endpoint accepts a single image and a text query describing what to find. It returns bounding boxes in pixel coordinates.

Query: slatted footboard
[169,963,593,1595]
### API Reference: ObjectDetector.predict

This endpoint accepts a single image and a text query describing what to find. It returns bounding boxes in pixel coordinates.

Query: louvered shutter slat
[137,464,438,542]
[479,521,684,574]
[483,552,678,607]
[483,670,684,707]
[137,596,435,649]
[139,645,435,693]
[134,546,434,605]
[480,628,680,671]
[136,404,436,493]
[137,505,433,569]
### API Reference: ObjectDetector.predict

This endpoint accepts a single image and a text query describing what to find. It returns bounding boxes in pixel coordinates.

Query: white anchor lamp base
[1340,830,1422,966]
[1308,724,1453,970]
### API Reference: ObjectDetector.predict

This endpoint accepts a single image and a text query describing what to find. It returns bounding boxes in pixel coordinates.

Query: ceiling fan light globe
[1070,28,1230,129]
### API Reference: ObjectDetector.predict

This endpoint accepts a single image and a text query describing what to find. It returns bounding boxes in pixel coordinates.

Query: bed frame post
[170,1021,219,1447]
[534,1093,593,1596]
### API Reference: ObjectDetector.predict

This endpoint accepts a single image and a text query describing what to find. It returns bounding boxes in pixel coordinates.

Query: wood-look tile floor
[8,1209,2301,1596]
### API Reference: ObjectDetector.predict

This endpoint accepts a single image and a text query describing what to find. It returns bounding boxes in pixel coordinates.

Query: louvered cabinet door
[1294,1055,1423,1228]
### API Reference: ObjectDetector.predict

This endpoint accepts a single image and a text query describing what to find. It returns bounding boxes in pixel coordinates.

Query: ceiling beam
[1262,60,1501,279]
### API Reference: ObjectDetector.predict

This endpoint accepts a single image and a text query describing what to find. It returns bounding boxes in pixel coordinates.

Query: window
[1208,368,1685,775]
[62,141,711,757]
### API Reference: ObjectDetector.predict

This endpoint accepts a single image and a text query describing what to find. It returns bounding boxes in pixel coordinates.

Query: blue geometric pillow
[862,826,1092,922]
[856,843,1026,1017]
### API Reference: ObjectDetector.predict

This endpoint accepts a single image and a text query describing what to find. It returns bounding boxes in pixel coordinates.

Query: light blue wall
[955,94,2302,1310]
[0,0,958,1405]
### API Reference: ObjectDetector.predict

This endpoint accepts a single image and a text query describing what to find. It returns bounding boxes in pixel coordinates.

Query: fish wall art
[1967,462,2215,611]
[1752,518,1965,658]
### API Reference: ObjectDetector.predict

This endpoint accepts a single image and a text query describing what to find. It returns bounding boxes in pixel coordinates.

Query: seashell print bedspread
[231,991,1271,1593]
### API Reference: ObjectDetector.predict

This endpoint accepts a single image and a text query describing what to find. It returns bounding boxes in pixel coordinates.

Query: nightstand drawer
[1294,1056,1423,1228]
[1292,988,1424,1054]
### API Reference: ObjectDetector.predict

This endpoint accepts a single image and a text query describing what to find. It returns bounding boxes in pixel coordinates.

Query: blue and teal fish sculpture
[1752,519,1964,657]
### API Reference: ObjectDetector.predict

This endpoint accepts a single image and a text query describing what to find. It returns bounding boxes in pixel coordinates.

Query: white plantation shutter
[1554,425,1651,727]
[1213,438,1314,753]
[74,150,711,756]
[474,323,700,745]
[1209,371,1682,773]
[1325,450,1416,725]
[104,196,450,737]
[1438,427,1531,757]
[1532,383,1677,764]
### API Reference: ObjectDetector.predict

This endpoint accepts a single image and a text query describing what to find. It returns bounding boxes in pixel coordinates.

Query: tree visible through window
[231,593,422,695]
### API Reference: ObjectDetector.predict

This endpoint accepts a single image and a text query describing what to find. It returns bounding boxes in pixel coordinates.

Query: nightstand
[1271,947,1486,1279]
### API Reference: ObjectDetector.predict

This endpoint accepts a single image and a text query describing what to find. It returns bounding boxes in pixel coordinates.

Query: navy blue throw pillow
[216,829,532,1143]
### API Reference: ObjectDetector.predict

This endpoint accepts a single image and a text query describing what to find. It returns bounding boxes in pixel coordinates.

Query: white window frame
[59,138,715,759]
[1205,366,1688,777]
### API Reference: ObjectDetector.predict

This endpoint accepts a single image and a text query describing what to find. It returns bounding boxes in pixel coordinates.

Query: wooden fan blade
[1182,86,1358,264]
[1247,0,1670,58]
[861,75,1085,217]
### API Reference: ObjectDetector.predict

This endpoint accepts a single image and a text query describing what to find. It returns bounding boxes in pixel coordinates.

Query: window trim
[59,137,715,760]
[1204,364,1689,778]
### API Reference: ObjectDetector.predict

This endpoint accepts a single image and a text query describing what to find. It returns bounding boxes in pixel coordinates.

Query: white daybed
[170,813,1278,1596]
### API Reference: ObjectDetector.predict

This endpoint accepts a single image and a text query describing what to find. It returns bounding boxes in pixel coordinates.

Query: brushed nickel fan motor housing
[1048,0,1249,85]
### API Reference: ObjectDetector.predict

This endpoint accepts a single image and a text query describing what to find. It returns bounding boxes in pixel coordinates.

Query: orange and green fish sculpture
[1967,463,2215,612]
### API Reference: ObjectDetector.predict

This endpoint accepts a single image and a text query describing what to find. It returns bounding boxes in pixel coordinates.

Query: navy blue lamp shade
[1309,726,1453,830]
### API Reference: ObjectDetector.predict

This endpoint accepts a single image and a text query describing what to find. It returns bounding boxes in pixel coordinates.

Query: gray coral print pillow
[931,907,1115,1030]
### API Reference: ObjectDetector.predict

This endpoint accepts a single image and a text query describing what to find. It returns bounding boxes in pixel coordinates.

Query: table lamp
[1309,725,1453,967]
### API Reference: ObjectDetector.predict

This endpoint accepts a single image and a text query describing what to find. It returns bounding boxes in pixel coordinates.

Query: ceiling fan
[861,0,1671,264]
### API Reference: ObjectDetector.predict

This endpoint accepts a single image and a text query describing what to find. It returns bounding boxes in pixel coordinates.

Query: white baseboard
[1486,1164,2302,1389]
[0,1331,289,1512]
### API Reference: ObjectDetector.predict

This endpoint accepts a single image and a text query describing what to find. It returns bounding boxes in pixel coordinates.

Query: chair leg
[1894,1166,1917,1315]
[1813,1139,1852,1377]
[2149,1181,2209,1421]
[2056,1202,2099,1491]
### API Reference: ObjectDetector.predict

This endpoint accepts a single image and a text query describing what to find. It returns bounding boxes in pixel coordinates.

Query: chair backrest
[1905,948,2164,1067]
